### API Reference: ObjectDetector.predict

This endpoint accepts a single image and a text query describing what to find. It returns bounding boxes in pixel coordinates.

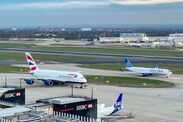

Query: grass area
[0,52,103,61]
[85,75,174,88]
[80,63,183,74]
[0,65,28,73]
[1,42,183,57]
[80,64,123,71]
[0,42,35,48]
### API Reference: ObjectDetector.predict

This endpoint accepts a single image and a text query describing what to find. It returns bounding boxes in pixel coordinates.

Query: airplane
[123,57,173,78]
[24,52,87,87]
[97,93,124,119]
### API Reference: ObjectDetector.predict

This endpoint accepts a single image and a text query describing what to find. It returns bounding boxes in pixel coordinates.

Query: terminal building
[0,95,99,122]
[99,33,149,43]
[120,33,149,43]
[99,37,124,43]
[81,28,92,32]
[169,33,183,42]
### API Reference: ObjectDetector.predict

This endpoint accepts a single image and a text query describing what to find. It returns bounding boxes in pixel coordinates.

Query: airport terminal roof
[0,88,15,93]
[0,106,31,117]
[37,96,94,105]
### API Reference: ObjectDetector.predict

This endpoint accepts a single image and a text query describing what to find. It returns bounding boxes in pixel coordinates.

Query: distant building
[10,27,17,31]
[37,26,45,32]
[169,33,183,37]
[169,33,183,42]
[34,33,56,38]
[99,37,124,43]
[81,28,92,32]
[149,36,169,42]
[61,28,66,31]
[120,33,148,43]
[120,33,146,38]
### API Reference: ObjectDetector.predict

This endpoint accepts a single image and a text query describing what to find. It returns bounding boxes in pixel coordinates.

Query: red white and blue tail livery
[24,52,87,86]
[25,52,39,72]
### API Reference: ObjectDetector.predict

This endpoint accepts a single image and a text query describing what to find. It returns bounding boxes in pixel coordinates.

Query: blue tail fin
[123,57,133,67]
[110,93,123,115]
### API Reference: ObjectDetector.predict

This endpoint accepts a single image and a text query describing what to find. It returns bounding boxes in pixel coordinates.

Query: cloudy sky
[0,0,183,27]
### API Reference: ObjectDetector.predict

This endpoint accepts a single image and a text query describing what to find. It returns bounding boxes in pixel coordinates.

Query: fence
[53,111,108,122]
[0,111,109,122]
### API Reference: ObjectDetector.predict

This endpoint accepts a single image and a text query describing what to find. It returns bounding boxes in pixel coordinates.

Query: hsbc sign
[4,92,21,98]
[76,104,87,111]
[87,104,93,108]
[4,93,15,98]
[0,88,25,105]
[52,98,97,118]
[76,104,93,111]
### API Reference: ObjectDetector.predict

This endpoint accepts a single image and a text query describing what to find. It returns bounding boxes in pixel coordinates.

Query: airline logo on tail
[124,57,133,68]
[111,93,123,115]
[25,52,38,72]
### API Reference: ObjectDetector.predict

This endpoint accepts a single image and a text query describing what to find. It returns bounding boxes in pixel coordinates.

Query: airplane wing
[3,76,58,82]
[101,112,134,120]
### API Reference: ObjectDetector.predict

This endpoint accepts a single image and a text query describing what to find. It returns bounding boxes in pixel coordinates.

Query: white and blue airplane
[24,52,87,86]
[123,57,173,78]
[98,93,124,119]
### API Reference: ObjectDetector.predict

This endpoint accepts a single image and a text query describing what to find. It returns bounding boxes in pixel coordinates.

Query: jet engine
[142,73,152,77]
[24,79,34,85]
[42,80,54,86]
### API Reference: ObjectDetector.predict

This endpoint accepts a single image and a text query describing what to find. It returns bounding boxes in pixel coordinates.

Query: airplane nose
[169,71,173,75]
[83,78,87,83]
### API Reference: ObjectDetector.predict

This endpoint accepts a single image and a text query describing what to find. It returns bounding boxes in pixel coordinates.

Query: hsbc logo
[76,104,93,111]
[76,105,87,111]
[87,104,93,109]
[4,92,21,98]
[16,92,21,97]
[5,93,15,98]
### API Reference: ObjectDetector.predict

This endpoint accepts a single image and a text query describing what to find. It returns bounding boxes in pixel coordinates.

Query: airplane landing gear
[70,84,87,89]
[79,84,87,89]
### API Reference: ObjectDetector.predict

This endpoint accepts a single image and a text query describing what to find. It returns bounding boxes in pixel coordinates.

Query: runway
[0,48,183,64]
[1,64,183,122]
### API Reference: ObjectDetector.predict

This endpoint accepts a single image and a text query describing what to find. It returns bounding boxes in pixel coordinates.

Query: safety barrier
[53,111,108,122]
[0,111,109,122]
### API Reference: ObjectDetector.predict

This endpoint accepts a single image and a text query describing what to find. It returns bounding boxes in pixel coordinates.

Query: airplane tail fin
[25,52,39,72]
[111,93,123,114]
[123,57,133,67]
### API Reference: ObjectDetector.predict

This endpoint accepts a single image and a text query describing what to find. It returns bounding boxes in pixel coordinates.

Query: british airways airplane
[123,57,173,78]
[98,93,123,119]
[24,52,87,86]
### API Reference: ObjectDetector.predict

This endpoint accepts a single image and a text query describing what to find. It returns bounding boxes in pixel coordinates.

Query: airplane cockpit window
[81,76,85,79]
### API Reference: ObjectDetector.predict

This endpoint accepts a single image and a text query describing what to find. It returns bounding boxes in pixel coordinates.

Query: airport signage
[52,99,97,119]
[76,103,93,111]
[0,88,25,105]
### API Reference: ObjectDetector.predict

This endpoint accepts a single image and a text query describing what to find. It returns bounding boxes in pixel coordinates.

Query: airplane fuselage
[126,67,172,76]
[98,106,115,118]
[31,69,87,84]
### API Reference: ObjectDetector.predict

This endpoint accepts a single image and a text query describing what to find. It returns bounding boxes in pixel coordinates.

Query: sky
[0,0,183,28]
